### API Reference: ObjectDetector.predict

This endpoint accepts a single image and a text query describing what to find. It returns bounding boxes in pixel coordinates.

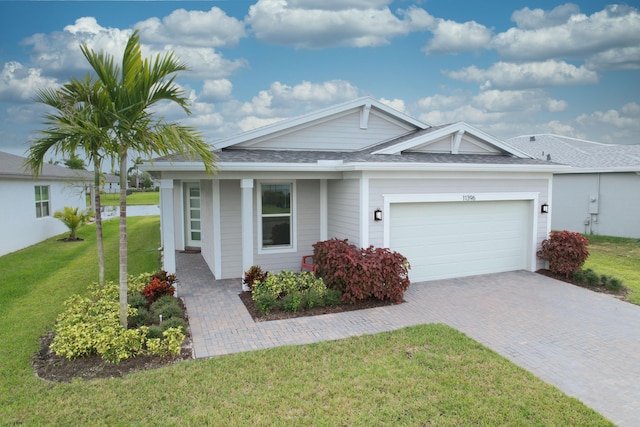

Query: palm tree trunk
[93,170,105,285]
[119,153,128,328]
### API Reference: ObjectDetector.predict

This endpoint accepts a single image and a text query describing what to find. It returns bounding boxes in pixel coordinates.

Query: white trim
[256,180,298,255]
[383,192,540,272]
[372,122,532,158]
[241,179,254,281]
[320,179,328,241]
[159,179,176,274]
[360,102,371,129]
[212,180,222,279]
[360,177,369,248]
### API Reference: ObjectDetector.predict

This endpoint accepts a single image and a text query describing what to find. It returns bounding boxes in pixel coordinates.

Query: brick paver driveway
[177,252,640,426]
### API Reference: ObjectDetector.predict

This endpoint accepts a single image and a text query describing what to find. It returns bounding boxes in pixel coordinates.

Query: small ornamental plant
[142,271,176,304]
[243,265,268,291]
[537,230,590,278]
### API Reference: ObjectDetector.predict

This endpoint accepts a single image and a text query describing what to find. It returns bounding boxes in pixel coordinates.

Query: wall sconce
[374,209,382,221]
[541,203,549,214]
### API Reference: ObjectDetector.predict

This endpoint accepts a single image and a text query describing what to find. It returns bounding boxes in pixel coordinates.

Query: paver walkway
[177,252,640,426]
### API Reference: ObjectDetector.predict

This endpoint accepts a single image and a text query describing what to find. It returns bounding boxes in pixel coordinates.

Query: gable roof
[506,134,640,172]
[0,151,93,181]
[145,98,565,174]
[212,97,429,151]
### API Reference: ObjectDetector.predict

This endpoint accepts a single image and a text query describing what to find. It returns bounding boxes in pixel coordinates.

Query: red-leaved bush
[142,273,176,304]
[537,230,590,278]
[312,239,411,303]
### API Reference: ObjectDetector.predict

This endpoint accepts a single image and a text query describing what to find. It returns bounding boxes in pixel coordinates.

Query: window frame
[257,180,297,254]
[35,185,51,218]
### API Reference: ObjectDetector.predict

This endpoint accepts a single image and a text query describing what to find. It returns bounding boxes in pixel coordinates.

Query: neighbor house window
[35,185,50,218]
[260,182,294,249]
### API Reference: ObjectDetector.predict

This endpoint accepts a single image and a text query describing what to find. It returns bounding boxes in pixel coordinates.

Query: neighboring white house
[143,97,562,283]
[0,151,92,257]
[507,134,640,238]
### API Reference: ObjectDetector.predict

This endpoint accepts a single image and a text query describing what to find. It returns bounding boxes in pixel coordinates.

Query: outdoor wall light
[374,209,382,221]
[541,203,549,214]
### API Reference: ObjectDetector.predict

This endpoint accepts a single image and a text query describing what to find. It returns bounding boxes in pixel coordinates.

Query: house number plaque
[462,195,476,201]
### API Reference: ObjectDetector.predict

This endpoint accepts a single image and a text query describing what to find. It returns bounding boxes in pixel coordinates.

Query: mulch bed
[32,298,193,383]
[536,269,629,301]
[238,291,402,322]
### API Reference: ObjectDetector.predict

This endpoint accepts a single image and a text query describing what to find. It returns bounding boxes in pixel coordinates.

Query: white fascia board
[555,166,640,174]
[373,122,532,159]
[143,160,568,174]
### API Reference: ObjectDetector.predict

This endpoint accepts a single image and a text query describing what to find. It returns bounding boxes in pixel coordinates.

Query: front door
[185,183,201,248]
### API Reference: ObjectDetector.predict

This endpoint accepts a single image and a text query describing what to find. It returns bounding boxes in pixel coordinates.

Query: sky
[1,0,639,161]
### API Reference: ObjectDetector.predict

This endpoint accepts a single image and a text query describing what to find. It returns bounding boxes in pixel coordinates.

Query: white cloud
[237,116,285,132]
[511,3,581,30]
[246,0,431,48]
[0,62,59,102]
[445,60,598,89]
[577,102,640,130]
[134,7,246,48]
[472,89,567,113]
[493,5,640,63]
[586,46,640,71]
[199,79,233,102]
[423,18,492,55]
[287,0,391,10]
[269,80,359,104]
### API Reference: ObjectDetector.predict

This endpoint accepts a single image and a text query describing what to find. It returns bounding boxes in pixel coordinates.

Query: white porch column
[241,179,254,289]
[159,179,176,274]
[359,176,369,248]
[320,179,328,241]
[212,180,222,279]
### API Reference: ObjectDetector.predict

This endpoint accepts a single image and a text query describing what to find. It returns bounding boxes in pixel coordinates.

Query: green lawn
[585,234,640,304]
[91,190,159,206]
[0,223,613,426]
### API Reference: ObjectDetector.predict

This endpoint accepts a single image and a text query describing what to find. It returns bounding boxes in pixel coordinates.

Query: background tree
[26,74,113,285]
[54,206,94,241]
[80,30,216,327]
[63,153,86,170]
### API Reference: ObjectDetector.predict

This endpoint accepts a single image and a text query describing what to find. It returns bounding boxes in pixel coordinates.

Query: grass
[0,223,613,426]
[91,190,159,206]
[585,234,640,304]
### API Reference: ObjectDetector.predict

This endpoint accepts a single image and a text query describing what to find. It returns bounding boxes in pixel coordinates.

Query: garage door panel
[390,201,529,282]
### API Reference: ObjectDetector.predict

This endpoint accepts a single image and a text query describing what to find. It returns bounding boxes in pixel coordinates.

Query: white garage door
[390,200,530,282]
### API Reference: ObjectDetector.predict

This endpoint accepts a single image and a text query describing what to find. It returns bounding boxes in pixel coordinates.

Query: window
[260,182,294,249]
[35,185,50,218]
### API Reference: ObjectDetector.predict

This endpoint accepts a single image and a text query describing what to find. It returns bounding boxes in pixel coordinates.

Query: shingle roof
[0,151,94,181]
[506,134,640,170]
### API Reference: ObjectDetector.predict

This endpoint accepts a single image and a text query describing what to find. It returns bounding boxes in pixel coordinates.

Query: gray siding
[328,178,361,245]
[237,111,411,152]
[253,180,322,273]
[553,173,640,238]
[220,180,242,278]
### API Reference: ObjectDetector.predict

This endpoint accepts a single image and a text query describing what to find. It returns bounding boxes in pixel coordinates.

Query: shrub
[143,277,175,304]
[128,307,151,328]
[244,265,267,290]
[280,292,303,312]
[128,293,148,309]
[322,289,342,307]
[584,269,601,286]
[537,231,590,278]
[146,325,164,340]
[162,317,186,333]
[150,296,183,321]
[254,293,277,315]
[312,239,411,303]
[146,328,185,357]
[601,275,624,292]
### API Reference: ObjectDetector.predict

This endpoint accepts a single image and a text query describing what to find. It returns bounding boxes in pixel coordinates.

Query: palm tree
[54,206,94,241]
[80,30,216,328]
[26,74,113,285]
